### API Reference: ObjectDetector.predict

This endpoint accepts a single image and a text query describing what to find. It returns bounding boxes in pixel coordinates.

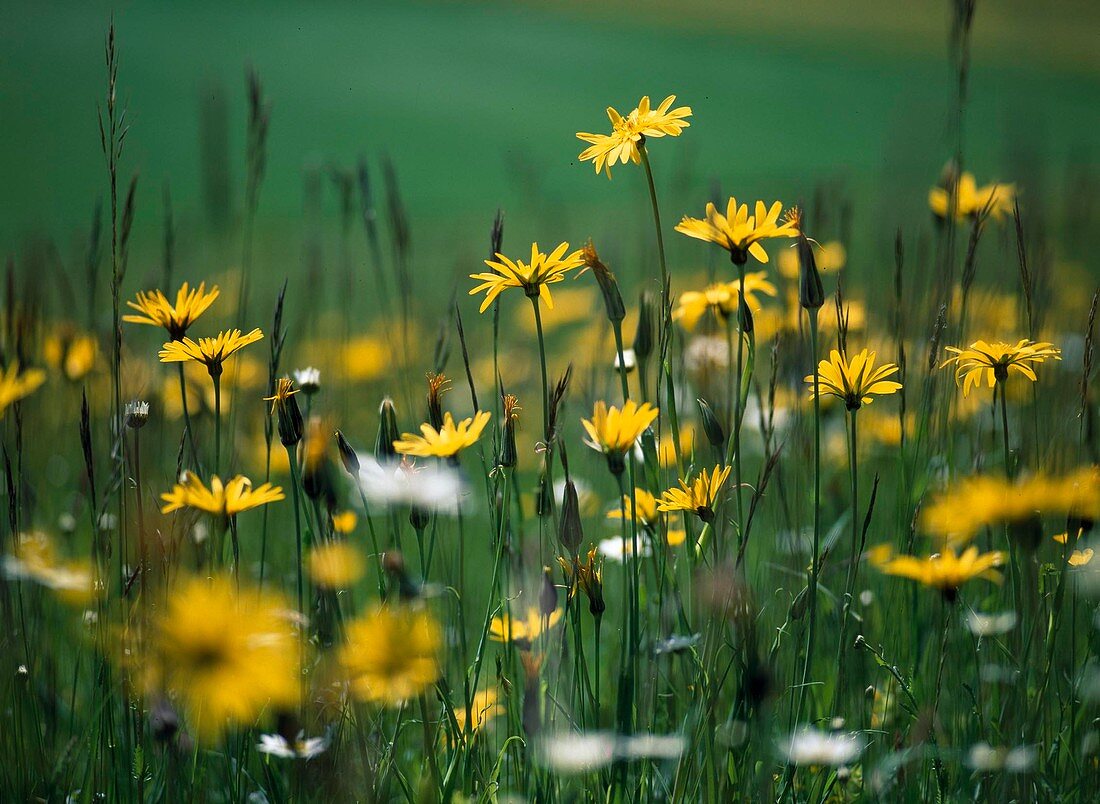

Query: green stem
[212,372,222,477]
[637,141,669,297]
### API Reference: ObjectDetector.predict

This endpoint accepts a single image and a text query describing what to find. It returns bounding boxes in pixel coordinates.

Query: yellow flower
[921,469,1100,545]
[1055,532,1094,567]
[342,335,389,383]
[159,328,264,376]
[929,172,1015,221]
[450,688,504,743]
[263,377,300,413]
[877,546,1005,597]
[332,510,358,534]
[124,281,220,339]
[3,531,95,605]
[43,327,98,381]
[308,542,365,589]
[338,605,441,705]
[160,471,285,517]
[672,273,778,331]
[777,240,846,280]
[581,400,659,455]
[806,348,902,410]
[675,198,799,264]
[393,411,491,458]
[656,465,732,523]
[0,362,46,418]
[607,487,660,529]
[489,605,564,643]
[940,339,1061,397]
[576,94,692,177]
[469,242,585,312]
[148,575,299,742]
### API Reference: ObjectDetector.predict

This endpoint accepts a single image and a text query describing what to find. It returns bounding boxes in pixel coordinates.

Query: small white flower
[538,731,684,773]
[781,729,863,766]
[293,367,321,393]
[965,610,1017,637]
[613,348,637,372]
[257,732,328,759]
[58,513,77,533]
[97,513,118,532]
[356,455,466,513]
[598,535,651,562]
[967,742,1035,773]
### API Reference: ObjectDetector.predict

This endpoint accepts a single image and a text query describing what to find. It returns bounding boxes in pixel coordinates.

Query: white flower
[293,367,321,393]
[967,742,1035,773]
[598,535,651,562]
[613,348,637,372]
[965,610,1017,637]
[356,455,466,513]
[538,732,684,773]
[257,732,328,759]
[781,729,863,766]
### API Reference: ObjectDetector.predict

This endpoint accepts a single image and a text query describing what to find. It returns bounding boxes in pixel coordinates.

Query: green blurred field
[2,0,1099,264]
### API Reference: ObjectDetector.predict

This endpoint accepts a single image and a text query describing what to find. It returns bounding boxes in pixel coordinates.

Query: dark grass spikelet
[546,363,573,450]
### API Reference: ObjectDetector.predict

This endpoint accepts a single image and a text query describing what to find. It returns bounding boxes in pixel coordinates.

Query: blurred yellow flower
[929,172,1015,221]
[807,348,901,410]
[489,605,564,643]
[3,531,95,605]
[450,688,503,743]
[43,327,98,381]
[159,328,264,376]
[607,487,660,529]
[393,411,491,458]
[308,542,365,589]
[877,546,1005,596]
[581,400,659,456]
[149,575,299,742]
[656,465,732,524]
[124,281,220,339]
[470,242,585,312]
[576,94,691,177]
[940,339,1060,397]
[332,510,358,534]
[339,605,441,705]
[0,362,46,418]
[672,273,777,331]
[342,335,389,383]
[675,199,799,264]
[777,240,846,280]
[160,472,285,517]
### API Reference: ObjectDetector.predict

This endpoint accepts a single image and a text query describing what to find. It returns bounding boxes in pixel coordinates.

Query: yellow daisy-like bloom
[576,94,692,178]
[656,465,732,524]
[150,575,299,742]
[581,400,659,455]
[308,541,365,589]
[393,410,491,459]
[806,349,902,410]
[672,273,778,331]
[0,362,46,419]
[607,487,660,529]
[469,242,585,313]
[1053,531,1094,567]
[43,328,98,382]
[124,281,221,339]
[777,240,846,280]
[940,339,1061,397]
[921,468,1100,545]
[159,328,264,376]
[160,471,285,517]
[450,688,504,744]
[488,605,564,644]
[3,531,96,605]
[332,510,358,534]
[339,605,441,706]
[675,198,799,264]
[929,172,1015,221]
[877,546,1005,597]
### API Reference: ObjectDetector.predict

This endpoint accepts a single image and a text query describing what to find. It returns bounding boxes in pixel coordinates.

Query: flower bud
[376,398,399,460]
[334,429,360,475]
[583,240,626,324]
[558,479,583,555]
[633,292,654,362]
[539,567,557,619]
[798,234,825,310]
[697,398,726,450]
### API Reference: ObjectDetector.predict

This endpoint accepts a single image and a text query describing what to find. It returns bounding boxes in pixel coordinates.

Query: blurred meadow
[3,0,1100,801]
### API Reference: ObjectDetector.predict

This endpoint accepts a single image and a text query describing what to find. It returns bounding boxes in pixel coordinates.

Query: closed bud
[633,292,654,362]
[558,480,583,555]
[798,233,825,310]
[266,378,304,447]
[409,506,429,532]
[499,394,520,468]
[334,429,360,475]
[583,240,626,324]
[738,299,754,334]
[376,398,399,460]
[540,567,557,619]
[697,398,726,450]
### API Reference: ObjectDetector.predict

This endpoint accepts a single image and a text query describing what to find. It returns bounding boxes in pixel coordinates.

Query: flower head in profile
[469,242,586,312]
[159,328,264,377]
[576,94,691,178]
[147,575,300,742]
[806,348,902,410]
[257,732,328,760]
[124,282,220,339]
[877,546,1005,599]
[777,240,846,280]
[940,339,1060,397]
[672,273,778,331]
[656,465,732,524]
[929,171,1015,221]
[675,199,799,264]
[393,411,491,459]
[489,605,564,644]
[338,605,441,706]
[581,400,659,457]
[160,472,284,518]
[0,362,46,419]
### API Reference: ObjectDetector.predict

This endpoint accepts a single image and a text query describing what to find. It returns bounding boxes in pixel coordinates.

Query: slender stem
[611,321,630,404]
[530,297,551,443]
[832,409,859,712]
[286,445,306,616]
[176,363,198,467]
[637,141,668,295]
[998,380,1012,477]
[212,372,222,477]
